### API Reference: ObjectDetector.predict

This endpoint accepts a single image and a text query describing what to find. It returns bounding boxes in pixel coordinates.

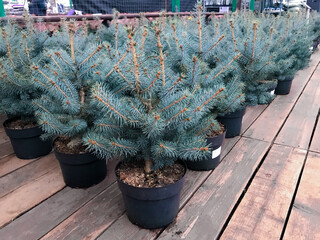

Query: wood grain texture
[157,138,270,240]
[0,132,9,145]
[0,154,37,177]
[0,142,14,159]
[275,69,320,149]
[0,166,64,228]
[41,183,125,240]
[241,105,268,135]
[310,119,320,153]
[0,115,7,133]
[283,152,320,240]
[244,51,320,142]
[0,158,118,240]
[0,153,57,198]
[97,137,241,240]
[220,145,306,240]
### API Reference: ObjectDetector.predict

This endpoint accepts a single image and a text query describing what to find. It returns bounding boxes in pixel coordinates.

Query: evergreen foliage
[31,21,105,145]
[84,22,233,171]
[0,19,48,117]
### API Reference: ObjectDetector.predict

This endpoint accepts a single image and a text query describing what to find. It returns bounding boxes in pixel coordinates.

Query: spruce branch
[105,48,129,79]
[192,56,198,84]
[141,71,160,93]
[49,54,63,72]
[1,28,15,68]
[80,45,103,66]
[160,94,187,112]
[33,66,69,99]
[203,34,225,56]
[0,72,22,87]
[229,21,238,52]
[171,23,179,49]
[194,88,224,111]
[197,4,203,52]
[22,33,31,64]
[165,107,188,123]
[128,30,141,93]
[69,22,76,64]
[212,54,240,81]
[114,11,119,53]
[252,22,257,60]
[140,27,148,50]
[154,25,166,87]
[197,120,216,136]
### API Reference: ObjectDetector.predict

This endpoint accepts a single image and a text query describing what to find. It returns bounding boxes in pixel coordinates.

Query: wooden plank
[0,115,7,133]
[310,119,320,153]
[97,137,241,240]
[158,138,270,240]
[243,51,320,142]
[0,166,65,228]
[275,69,320,149]
[0,155,38,178]
[240,105,268,135]
[283,152,320,240]
[220,145,306,240]
[0,157,118,240]
[41,182,125,240]
[0,132,9,145]
[0,153,58,198]
[0,142,14,159]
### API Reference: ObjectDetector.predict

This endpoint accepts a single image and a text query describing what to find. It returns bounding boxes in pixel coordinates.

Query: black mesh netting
[72,0,198,14]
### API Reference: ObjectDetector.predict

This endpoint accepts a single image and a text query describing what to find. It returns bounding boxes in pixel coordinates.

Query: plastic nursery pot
[53,139,107,188]
[185,129,226,171]
[3,117,52,159]
[266,79,278,95]
[116,160,186,229]
[217,107,246,138]
[275,76,294,95]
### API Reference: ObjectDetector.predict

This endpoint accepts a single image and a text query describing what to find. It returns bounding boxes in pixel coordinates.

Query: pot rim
[115,159,187,190]
[3,116,40,131]
[53,136,93,156]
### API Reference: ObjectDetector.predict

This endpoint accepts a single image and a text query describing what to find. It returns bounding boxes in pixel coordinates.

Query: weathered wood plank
[0,166,65,228]
[41,182,125,240]
[0,153,57,198]
[243,51,320,142]
[0,158,118,240]
[220,145,306,240]
[283,152,320,240]
[0,142,14,159]
[0,154,37,178]
[240,105,268,135]
[310,119,320,153]
[97,137,241,240]
[0,115,7,133]
[156,138,270,240]
[0,132,9,145]
[275,69,320,149]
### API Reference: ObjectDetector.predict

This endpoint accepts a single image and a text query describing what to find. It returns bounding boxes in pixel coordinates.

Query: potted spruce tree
[85,24,224,228]
[270,13,314,95]
[31,22,107,188]
[0,19,53,159]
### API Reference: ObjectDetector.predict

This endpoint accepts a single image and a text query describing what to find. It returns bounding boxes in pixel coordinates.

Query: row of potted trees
[1,7,319,229]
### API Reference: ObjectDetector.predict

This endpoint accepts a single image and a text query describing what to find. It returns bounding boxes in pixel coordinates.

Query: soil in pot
[217,107,246,138]
[116,161,186,229]
[185,124,226,171]
[3,117,52,159]
[54,136,107,188]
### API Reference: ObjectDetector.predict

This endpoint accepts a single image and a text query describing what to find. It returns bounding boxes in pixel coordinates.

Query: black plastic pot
[275,76,293,95]
[54,144,107,188]
[185,129,226,171]
[217,107,246,138]
[3,117,52,159]
[116,161,186,229]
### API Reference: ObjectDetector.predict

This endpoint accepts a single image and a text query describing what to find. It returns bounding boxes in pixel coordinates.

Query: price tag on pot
[212,147,221,159]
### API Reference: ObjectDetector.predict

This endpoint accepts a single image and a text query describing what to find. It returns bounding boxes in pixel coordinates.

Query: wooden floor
[1,50,320,240]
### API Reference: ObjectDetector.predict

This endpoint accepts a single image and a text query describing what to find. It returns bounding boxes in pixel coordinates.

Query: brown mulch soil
[116,161,185,188]
[6,119,38,130]
[206,123,225,138]
[54,136,87,155]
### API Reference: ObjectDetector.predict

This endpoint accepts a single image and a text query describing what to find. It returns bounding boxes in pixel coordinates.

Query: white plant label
[270,90,275,95]
[212,147,221,159]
